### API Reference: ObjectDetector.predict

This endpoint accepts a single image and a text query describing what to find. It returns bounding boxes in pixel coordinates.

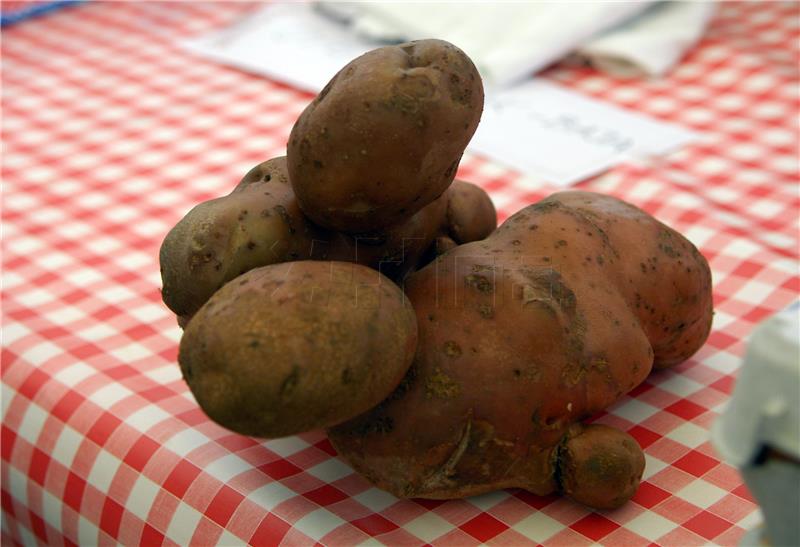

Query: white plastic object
[712,301,800,467]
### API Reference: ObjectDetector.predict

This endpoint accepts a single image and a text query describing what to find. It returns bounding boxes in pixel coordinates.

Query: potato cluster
[160,40,713,510]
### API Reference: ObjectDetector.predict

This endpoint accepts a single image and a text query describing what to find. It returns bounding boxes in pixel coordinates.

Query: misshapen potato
[159,158,329,323]
[329,191,712,508]
[179,261,417,439]
[288,39,484,233]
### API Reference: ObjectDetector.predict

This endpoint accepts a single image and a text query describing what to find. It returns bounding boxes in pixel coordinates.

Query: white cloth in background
[577,2,717,77]
[316,1,715,87]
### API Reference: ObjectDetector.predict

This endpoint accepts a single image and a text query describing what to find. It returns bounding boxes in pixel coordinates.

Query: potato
[418,180,497,268]
[328,191,712,507]
[445,179,497,244]
[159,158,326,322]
[179,261,417,438]
[559,424,645,510]
[235,156,291,190]
[287,39,484,233]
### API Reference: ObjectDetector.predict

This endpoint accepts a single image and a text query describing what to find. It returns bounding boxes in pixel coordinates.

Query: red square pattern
[162,460,203,499]
[665,399,709,421]
[627,425,662,449]
[27,447,51,486]
[673,450,720,477]
[99,497,125,539]
[124,435,161,472]
[303,485,348,507]
[86,413,124,446]
[570,513,620,541]
[683,511,735,540]
[62,471,88,513]
[140,523,165,547]
[205,485,245,528]
[461,513,510,542]
[351,514,398,536]
[259,459,303,481]
[632,481,671,509]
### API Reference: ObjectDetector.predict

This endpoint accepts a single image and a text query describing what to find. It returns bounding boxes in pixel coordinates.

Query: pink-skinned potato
[328,191,712,508]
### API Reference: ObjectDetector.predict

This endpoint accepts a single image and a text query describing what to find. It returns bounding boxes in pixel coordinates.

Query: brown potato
[329,191,712,507]
[179,261,417,439]
[445,179,497,244]
[418,180,496,268]
[234,156,291,190]
[288,39,484,233]
[559,424,645,510]
[159,158,326,322]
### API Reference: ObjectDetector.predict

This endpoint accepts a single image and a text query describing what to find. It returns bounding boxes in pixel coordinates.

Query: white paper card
[182,3,373,93]
[469,80,698,186]
[183,3,698,187]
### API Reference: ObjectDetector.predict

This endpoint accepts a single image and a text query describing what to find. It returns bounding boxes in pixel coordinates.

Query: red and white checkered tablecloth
[2,2,798,546]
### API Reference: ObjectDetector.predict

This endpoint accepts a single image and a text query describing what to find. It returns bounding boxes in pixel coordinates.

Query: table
[2,2,798,545]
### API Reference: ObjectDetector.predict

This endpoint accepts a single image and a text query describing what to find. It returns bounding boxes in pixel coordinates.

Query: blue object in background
[1,1,84,28]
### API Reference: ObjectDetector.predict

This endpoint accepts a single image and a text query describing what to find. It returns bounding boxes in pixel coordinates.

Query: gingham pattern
[2,2,798,546]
